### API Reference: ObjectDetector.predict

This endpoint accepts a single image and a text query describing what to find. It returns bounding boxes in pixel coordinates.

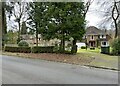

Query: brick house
[83,26,111,47]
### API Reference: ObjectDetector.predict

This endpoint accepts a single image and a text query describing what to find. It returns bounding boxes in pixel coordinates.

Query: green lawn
[77,48,100,53]
[77,47,113,53]
[77,48,118,69]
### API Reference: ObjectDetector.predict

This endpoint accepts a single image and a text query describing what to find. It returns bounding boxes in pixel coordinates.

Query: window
[102,35,104,38]
[90,35,94,40]
[98,35,100,38]
[102,42,106,45]
[92,36,93,39]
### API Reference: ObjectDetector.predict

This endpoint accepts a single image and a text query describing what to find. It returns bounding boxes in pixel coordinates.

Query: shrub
[81,46,86,49]
[4,46,31,53]
[90,47,95,50]
[18,40,29,47]
[112,38,120,55]
[32,46,54,53]
[53,44,59,52]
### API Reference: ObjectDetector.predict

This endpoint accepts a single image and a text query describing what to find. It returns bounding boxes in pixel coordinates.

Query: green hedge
[32,46,54,53]
[81,46,86,49]
[90,47,95,50]
[5,46,31,53]
[4,46,55,53]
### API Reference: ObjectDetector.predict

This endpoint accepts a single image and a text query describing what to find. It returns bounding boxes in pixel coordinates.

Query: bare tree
[96,0,120,38]
[84,0,94,17]
[112,0,119,38]
[7,1,28,43]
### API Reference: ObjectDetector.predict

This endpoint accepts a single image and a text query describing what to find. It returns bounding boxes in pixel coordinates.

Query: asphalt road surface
[1,55,118,84]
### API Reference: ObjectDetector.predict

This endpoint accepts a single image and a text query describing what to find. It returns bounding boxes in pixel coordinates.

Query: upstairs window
[92,36,93,39]
[102,35,104,38]
[90,35,94,40]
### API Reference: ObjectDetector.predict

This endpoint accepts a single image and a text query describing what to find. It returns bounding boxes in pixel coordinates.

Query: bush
[18,40,29,47]
[53,44,59,52]
[81,46,86,49]
[32,46,54,53]
[90,47,95,50]
[112,38,120,55]
[4,46,31,53]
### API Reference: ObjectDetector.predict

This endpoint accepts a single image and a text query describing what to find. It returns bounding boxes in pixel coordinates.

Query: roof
[85,26,106,35]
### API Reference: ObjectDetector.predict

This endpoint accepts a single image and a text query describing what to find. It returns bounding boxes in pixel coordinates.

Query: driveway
[1,55,118,84]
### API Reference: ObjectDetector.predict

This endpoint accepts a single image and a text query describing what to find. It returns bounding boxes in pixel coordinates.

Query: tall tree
[84,0,94,17]
[97,0,120,38]
[112,0,119,38]
[7,1,29,43]
[27,2,47,46]
[2,2,7,46]
[40,2,85,53]
[1,2,14,46]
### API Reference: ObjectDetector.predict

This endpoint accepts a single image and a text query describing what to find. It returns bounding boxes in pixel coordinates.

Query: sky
[85,0,112,29]
[86,0,120,29]
[7,0,119,31]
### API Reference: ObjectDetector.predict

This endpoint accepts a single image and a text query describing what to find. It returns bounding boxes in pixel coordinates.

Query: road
[1,55,118,84]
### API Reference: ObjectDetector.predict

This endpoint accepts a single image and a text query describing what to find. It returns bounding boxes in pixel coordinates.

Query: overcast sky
[85,0,111,29]
[7,0,119,31]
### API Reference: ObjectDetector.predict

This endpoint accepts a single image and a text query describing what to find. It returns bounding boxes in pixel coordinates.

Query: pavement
[1,55,118,84]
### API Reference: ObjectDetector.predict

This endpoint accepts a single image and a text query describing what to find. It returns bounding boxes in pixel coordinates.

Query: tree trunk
[112,1,119,38]
[18,22,21,38]
[2,2,7,46]
[59,31,65,53]
[2,2,7,35]
[114,20,118,38]
[36,22,38,46]
[17,21,21,44]
[71,38,77,54]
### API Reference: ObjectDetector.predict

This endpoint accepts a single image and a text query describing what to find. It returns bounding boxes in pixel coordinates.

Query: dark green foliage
[81,46,86,49]
[90,47,95,50]
[53,44,59,52]
[21,22,27,35]
[18,40,29,47]
[17,37,21,44]
[32,46,54,53]
[27,2,47,46]
[27,2,85,53]
[112,38,120,55]
[5,46,31,53]
[6,30,18,44]
[41,2,85,53]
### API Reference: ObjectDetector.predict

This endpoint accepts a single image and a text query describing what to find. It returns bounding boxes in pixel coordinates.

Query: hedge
[4,46,31,53]
[4,46,55,53]
[32,46,54,53]
[81,46,86,49]
[90,47,95,50]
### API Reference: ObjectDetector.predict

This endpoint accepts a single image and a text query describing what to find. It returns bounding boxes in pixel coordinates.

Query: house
[83,26,111,47]
[20,34,61,46]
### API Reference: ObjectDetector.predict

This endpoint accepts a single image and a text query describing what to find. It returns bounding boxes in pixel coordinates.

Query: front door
[89,41,95,47]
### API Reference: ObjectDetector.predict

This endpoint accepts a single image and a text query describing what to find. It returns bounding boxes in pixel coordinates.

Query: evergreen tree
[27,2,47,46]
[40,2,85,53]
[21,21,27,35]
